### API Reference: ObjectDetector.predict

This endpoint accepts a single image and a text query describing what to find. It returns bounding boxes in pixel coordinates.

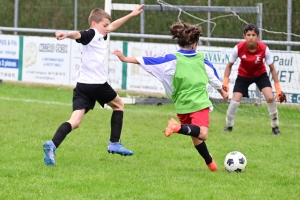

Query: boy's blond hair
[88,8,111,26]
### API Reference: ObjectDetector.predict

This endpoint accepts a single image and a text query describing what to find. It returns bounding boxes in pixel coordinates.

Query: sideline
[0,96,71,106]
[0,96,135,109]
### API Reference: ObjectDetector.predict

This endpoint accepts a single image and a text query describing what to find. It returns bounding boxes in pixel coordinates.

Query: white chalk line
[0,96,71,106]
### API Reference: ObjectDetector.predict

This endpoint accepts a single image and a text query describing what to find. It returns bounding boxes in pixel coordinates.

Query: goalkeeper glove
[222,77,229,92]
[274,82,287,103]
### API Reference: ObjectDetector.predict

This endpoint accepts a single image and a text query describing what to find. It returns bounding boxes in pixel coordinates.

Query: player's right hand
[222,77,230,92]
[113,50,125,61]
[55,31,67,40]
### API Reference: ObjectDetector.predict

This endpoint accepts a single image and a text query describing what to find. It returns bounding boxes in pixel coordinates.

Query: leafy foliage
[1,0,299,50]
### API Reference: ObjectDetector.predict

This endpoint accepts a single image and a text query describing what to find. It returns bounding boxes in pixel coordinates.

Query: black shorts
[233,72,271,98]
[73,82,117,113]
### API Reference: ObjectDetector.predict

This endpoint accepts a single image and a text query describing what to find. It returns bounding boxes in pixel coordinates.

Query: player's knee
[118,100,124,109]
[73,123,80,129]
[201,134,208,141]
[69,121,81,129]
[199,130,208,141]
[111,103,124,110]
[108,97,124,110]
[265,96,274,103]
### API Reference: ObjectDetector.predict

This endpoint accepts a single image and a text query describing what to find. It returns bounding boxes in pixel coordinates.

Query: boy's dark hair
[243,24,259,35]
[169,21,202,47]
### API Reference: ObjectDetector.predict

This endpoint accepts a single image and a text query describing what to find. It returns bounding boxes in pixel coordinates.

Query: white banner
[0,35,19,81]
[126,42,179,94]
[69,40,82,86]
[107,40,123,89]
[22,36,71,85]
[2,34,298,104]
[111,42,300,104]
[199,47,300,103]
[266,51,300,103]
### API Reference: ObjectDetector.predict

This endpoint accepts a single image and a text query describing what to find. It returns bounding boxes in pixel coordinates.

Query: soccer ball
[224,151,247,172]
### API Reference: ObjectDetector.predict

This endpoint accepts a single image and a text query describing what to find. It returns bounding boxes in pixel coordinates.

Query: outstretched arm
[108,4,144,33]
[55,30,81,40]
[205,63,228,101]
[113,50,140,64]
[217,88,229,101]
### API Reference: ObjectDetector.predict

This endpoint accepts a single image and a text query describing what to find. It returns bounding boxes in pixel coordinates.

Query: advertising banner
[0,35,19,81]
[126,42,178,94]
[69,40,82,86]
[115,42,300,104]
[22,36,71,85]
[266,51,300,103]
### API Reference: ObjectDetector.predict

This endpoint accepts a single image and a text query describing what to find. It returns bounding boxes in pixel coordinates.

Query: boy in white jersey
[113,21,228,171]
[43,4,145,166]
[222,24,286,135]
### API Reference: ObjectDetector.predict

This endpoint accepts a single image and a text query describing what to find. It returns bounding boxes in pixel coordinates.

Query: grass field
[0,82,299,200]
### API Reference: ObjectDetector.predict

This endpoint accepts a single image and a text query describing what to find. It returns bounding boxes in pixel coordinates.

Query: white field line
[0,96,71,106]
[0,96,135,107]
[1,96,298,125]
[0,96,175,115]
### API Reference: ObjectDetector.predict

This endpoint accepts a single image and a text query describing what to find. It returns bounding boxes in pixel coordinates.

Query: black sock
[195,142,212,164]
[177,124,200,138]
[110,110,123,143]
[51,122,72,148]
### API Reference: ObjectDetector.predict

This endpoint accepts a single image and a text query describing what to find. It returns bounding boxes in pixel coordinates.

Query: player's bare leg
[223,92,242,132]
[261,87,280,135]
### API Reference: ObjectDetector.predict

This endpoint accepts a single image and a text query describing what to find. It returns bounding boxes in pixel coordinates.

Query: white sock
[226,100,240,127]
[267,101,279,127]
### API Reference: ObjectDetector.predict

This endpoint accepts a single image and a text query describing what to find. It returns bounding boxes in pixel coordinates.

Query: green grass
[0,82,299,200]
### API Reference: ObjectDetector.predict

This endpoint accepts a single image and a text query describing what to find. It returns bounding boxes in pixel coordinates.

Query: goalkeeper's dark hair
[243,24,259,35]
[169,21,202,47]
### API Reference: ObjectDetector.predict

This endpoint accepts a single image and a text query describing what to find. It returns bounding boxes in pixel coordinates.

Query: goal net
[107,0,300,120]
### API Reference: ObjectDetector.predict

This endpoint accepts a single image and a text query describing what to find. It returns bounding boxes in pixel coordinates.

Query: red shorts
[177,108,210,127]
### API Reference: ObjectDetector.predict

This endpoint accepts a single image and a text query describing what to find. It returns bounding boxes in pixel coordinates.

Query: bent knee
[265,96,274,103]
[68,121,81,130]
[108,97,124,110]
[200,133,208,141]
[199,127,208,140]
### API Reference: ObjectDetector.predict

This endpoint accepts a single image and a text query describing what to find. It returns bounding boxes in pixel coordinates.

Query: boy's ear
[91,21,97,27]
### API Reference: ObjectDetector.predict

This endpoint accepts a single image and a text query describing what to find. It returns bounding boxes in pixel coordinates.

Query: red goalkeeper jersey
[229,41,273,78]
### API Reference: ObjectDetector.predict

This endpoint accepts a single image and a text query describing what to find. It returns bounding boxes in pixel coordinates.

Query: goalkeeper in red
[114,21,228,171]
[222,24,286,135]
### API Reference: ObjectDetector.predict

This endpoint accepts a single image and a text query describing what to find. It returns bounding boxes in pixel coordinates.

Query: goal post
[105,1,264,103]
[104,1,300,120]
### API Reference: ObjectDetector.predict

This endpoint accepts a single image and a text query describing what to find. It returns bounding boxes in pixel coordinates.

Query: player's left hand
[277,91,287,103]
[130,4,145,17]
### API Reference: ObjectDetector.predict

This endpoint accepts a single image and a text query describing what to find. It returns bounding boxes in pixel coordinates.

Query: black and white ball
[224,151,247,172]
